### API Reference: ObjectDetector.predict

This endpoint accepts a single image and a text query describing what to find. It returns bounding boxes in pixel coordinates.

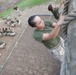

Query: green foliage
[53,0,60,3]
[0,8,13,18]
[0,0,60,18]
[17,0,51,10]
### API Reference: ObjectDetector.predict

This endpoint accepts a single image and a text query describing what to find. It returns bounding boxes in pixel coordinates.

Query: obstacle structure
[62,0,76,75]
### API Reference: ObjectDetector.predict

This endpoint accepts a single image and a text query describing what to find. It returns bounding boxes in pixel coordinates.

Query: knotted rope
[62,0,76,39]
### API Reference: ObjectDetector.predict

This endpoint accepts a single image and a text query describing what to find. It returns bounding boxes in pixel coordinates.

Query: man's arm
[58,0,64,8]
[42,24,61,40]
[42,14,65,41]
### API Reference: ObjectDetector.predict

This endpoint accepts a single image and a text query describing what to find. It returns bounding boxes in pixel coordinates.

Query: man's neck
[36,26,45,30]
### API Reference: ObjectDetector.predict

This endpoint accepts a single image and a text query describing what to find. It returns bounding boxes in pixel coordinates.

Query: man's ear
[31,21,36,27]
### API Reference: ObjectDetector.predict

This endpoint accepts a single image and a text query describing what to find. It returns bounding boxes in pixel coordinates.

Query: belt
[51,42,61,50]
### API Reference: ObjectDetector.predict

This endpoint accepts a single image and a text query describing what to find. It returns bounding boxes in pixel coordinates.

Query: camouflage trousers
[48,37,65,62]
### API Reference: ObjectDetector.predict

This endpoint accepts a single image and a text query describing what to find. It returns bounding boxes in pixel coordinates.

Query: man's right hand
[57,14,65,26]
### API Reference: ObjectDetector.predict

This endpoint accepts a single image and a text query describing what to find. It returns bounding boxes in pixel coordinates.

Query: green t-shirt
[51,7,60,20]
[33,21,60,49]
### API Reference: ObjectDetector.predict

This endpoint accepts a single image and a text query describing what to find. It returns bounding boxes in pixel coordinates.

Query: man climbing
[28,14,65,62]
[48,0,64,20]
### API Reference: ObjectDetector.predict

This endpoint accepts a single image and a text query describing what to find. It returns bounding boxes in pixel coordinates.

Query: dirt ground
[0,2,53,65]
[0,1,61,75]
[0,0,20,13]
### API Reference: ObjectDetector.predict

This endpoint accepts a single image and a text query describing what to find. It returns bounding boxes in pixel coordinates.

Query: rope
[61,1,76,74]
[62,0,76,39]
[62,0,70,15]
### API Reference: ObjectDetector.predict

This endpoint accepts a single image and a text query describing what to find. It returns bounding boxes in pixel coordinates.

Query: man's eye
[39,21,41,24]
[40,21,42,23]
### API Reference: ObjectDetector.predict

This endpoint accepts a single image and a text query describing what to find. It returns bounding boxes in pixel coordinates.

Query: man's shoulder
[33,29,43,37]
[44,20,53,26]
[33,29,43,43]
[54,7,59,11]
[33,29,41,35]
[54,7,59,9]
[44,20,52,23]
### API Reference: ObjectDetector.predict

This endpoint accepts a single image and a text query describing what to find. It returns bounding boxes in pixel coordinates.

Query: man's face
[34,16,45,29]
[51,4,55,9]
